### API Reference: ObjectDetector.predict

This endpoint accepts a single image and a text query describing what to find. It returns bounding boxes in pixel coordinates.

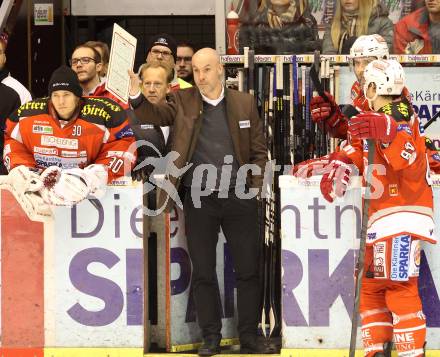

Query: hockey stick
[243,47,249,93]
[423,110,440,130]
[247,49,255,96]
[260,66,275,338]
[289,61,294,164]
[267,58,282,338]
[349,139,375,357]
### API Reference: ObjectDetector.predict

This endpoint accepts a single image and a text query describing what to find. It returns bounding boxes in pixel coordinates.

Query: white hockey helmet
[363,59,405,106]
[349,34,389,60]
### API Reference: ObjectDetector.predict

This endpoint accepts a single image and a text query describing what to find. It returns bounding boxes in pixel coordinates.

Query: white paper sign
[106,23,137,104]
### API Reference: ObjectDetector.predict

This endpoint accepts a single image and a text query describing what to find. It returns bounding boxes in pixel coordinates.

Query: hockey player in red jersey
[294,33,439,177]
[291,35,392,177]
[310,34,394,139]
[3,65,135,209]
[320,59,435,357]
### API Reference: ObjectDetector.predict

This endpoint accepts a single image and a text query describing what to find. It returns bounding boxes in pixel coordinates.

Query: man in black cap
[3,65,135,212]
[145,33,191,90]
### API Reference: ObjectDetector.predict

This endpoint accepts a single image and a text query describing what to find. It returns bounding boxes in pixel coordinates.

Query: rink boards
[0,178,439,356]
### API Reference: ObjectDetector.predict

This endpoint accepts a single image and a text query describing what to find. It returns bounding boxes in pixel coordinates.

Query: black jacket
[239,6,320,54]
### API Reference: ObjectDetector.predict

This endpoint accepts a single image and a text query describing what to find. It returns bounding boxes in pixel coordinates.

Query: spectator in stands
[0,34,32,174]
[85,40,110,78]
[175,41,195,85]
[130,60,173,181]
[146,33,192,89]
[394,0,440,54]
[322,0,394,54]
[238,0,320,54]
[70,43,127,108]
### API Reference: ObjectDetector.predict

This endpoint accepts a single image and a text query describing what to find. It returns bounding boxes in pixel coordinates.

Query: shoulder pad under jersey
[378,100,413,122]
[9,98,49,122]
[80,96,127,128]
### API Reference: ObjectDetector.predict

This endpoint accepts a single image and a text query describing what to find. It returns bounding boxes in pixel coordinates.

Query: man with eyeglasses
[0,34,32,174]
[146,33,192,90]
[70,43,128,108]
[130,60,173,181]
[176,41,196,85]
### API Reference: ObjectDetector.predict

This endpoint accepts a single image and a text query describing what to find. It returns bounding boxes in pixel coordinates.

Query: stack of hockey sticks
[235,49,343,338]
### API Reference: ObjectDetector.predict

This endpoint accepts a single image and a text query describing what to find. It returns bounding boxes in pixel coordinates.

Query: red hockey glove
[291,155,329,178]
[320,152,354,203]
[310,91,343,128]
[348,112,397,143]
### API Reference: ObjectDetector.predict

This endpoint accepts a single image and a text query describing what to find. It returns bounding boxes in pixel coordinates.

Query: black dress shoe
[240,336,276,354]
[198,335,221,356]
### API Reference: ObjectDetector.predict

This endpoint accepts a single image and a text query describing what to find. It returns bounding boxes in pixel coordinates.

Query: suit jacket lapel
[225,88,243,164]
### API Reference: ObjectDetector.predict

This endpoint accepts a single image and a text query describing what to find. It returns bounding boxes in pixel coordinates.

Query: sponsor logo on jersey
[389,184,398,197]
[106,150,125,158]
[363,140,369,152]
[397,123,412,135]
[16,100,47,117]
[394,330,416,352]
[115,125,134,139]
[373,241,387,278]
[87,97,122,112]
[81,103,112,120]
[409,240,421,277]
[34,146,58,155]
[41,135,78,149]
[367,232,376,242]
[33,153,87,170]
[343,144,355,155]
[390,235,411,281]
[61,150,79,158]
[32,125,53,134]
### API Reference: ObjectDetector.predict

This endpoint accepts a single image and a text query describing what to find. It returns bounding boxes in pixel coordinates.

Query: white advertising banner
[280,175,440,348]
[46,185,144,347]
[41,185,237,350]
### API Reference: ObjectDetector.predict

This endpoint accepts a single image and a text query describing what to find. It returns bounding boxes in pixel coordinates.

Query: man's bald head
[192,47,224,100]
[192,48,220,66]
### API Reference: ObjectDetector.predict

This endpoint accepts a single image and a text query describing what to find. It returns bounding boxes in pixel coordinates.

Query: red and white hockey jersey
[3,96,136,182]
[327,81,412,138]
[342,98,436,245]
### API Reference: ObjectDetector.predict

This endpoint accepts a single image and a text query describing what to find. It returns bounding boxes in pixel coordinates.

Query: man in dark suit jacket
[129,48,268,355]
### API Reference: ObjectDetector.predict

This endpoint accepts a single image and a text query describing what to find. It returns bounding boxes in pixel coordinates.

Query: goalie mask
[363,59,405,109]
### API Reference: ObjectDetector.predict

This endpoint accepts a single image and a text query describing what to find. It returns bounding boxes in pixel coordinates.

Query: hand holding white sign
[106,23,137,103]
